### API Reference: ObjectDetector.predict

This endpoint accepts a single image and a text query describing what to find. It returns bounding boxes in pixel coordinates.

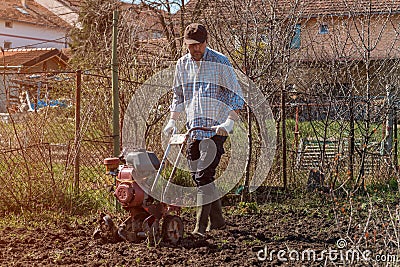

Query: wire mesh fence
[0,67,398,214]
[0,71,115,213]
[283,95,398,192]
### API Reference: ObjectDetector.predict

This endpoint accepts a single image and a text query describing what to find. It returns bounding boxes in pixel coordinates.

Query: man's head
[184,23,207,61]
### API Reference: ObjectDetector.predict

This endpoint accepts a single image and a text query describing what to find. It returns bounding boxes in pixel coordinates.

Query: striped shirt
[170,47,244,139]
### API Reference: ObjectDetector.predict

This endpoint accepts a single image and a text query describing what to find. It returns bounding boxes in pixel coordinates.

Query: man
[164,23,243,237]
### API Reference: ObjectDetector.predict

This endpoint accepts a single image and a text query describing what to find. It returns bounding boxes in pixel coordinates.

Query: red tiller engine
[114,167,145,208]
[94,127,215,245]
[104,150,159,209]
[95,150,184,245]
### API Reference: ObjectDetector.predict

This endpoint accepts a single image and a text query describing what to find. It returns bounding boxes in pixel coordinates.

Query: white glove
[163,119,176,135]
[211,118,235,136]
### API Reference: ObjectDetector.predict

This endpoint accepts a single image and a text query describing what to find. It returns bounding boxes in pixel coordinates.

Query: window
[5,21,12,28]
[16,7,29,15]
[319,24,329,34]
[4,42,12,49]
[290,24,301,49]
[152,31,163,39]
[260,34,268,44]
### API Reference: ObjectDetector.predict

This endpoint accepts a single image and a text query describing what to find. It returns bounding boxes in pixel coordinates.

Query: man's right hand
[163,119,176,135]
[211,118,235,136]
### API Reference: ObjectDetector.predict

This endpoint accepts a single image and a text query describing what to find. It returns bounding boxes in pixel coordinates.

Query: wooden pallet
[295,138,381,173]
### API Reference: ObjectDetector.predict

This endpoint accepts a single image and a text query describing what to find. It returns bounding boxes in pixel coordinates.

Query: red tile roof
[58,0,81,11]
[135,38,176,63]
[277,0,400,17]
[0,0,71,28]
[121,2,169,36]
[180,0,400,19]
[0,48,68,67]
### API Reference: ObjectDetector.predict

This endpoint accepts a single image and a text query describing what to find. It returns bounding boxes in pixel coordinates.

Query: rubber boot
[206,198,226,231]
[192,193,211,237]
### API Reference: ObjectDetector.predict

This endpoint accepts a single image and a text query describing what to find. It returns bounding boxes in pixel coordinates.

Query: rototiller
[93,127,212,244]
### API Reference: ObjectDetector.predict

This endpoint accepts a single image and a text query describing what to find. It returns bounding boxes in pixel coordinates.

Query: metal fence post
[282,85,287,190]
[394,107,398,170]
[381,85,394,157]
[112,10,120,211]
[112,10,120,157]
[74,69,82,195]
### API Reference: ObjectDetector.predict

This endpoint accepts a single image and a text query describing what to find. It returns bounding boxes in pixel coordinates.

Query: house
[281,1,400,97]
[176,0,400,96]
[33,0,80,27]
[0,47,68,72]
[119,2,183,66]
[179,0,400,59]
[0,0,72,50]
[122,2,169,41]
[0,47,69,113]
[0,0,75,114]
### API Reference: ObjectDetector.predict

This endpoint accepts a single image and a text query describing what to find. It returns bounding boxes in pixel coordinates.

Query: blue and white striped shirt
[170,47,244,139]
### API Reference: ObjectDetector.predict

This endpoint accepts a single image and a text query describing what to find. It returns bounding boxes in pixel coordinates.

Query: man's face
[187,41,207,61]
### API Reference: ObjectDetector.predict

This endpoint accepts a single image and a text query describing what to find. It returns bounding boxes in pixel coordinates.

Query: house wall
[288,62,400,96]
[285,14,400,97]
[298,14,400,61]
[0,19,68,49]
[24,57,67,72]
[0,76,19,113]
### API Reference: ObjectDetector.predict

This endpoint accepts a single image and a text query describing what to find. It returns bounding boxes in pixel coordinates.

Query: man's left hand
[211,118,235,136]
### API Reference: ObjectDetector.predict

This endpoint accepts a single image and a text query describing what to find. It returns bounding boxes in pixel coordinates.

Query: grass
[161,165,193,187]
[0,107,114,216]
[237,201,260,214]
[285,118,399,158]
[0,207,94,230]
[0,175,397,241]
[0,155,115,214]
[1,102,399,222]
[277,117,398,192]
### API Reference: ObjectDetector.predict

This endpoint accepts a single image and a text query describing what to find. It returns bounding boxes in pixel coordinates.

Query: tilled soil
[0,196,398,266]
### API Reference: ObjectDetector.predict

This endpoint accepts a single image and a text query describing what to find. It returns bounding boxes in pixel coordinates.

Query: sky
[120,0,188,14]
[120,0,138,3]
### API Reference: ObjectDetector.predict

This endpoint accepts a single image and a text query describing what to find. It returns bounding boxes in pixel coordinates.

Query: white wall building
[0,0,72,50]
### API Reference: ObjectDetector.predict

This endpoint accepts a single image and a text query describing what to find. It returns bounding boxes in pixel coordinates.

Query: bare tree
[67,0,400,195]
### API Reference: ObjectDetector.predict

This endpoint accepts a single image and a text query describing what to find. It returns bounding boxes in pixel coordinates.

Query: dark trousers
[186,135,227,187]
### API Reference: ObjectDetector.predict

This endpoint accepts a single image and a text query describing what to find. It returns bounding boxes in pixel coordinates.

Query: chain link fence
[1,68,400,214]
[283,91,398,193]
[0,71,116,214]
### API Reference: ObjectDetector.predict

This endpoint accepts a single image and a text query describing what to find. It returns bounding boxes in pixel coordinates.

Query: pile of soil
[0,194,397,266]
